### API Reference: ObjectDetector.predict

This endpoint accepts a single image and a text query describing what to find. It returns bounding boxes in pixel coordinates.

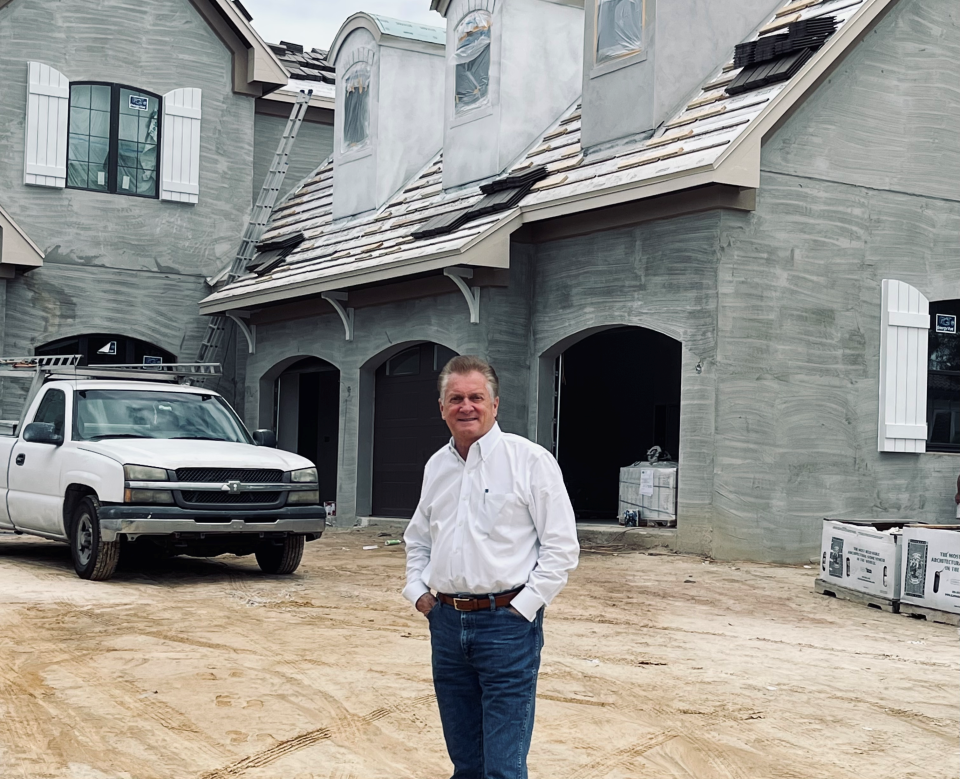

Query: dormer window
[343,62,371,152]
[454,11,492,114]
[596,0,643,64]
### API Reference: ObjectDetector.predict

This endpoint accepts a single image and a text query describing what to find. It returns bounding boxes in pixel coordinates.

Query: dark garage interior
[553,327,681,520]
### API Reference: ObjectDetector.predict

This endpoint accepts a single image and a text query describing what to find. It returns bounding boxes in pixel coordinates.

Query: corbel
[443,267,480,324]
[226,312,256,354]
[321,291,355,341]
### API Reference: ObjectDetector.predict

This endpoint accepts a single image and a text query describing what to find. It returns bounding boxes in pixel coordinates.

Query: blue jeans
[428,599,544,779]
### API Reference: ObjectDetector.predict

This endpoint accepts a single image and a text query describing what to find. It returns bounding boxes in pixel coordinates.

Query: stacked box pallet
[618,462,677,526]
[900,526,960,626]
[815,519,905,612]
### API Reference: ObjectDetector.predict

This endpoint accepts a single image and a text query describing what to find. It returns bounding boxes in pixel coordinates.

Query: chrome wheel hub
[76,513,94,567]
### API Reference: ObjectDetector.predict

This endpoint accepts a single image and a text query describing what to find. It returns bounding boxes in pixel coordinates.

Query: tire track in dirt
[68,603,252,655]
[24,603,231,762]
[565,733,679,779]
[196,693,437,778]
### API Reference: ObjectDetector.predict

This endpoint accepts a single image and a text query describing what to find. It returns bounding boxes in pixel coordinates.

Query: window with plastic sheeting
[454,11,492,114]
[342,62,371,152]
[67,82,161,198]
[596,0,644,64]
[928,300,960,453]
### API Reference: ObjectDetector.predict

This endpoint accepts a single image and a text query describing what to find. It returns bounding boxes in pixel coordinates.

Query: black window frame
[927,299,960,454]
[66,81,163,199]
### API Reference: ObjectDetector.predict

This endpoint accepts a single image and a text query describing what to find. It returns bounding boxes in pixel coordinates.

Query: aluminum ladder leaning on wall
[196,88,314,371]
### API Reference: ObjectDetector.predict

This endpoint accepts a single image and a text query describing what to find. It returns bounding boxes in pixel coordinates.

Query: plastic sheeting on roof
[596,0,643,63]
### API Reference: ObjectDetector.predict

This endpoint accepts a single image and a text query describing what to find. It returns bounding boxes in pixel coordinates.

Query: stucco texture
[711,0,960,560]
[0,0,255,407]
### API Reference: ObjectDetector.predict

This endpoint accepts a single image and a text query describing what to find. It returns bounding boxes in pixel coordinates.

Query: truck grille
[176,468,283,483]
[180,491,282,505]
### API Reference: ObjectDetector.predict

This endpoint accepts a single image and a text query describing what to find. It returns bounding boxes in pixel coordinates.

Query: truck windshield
[74,390,252,443]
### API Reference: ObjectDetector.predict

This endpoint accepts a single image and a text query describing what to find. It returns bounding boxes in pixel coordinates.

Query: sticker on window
[129,95,149,111]
[936,314,957,334]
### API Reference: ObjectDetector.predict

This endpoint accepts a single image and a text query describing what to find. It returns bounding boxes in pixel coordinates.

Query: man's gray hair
[438,355,500,399]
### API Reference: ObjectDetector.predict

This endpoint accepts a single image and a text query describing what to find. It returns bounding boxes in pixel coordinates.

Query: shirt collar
[449,422,503,462]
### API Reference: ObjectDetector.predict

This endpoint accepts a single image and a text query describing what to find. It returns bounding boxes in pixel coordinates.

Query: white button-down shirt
[403,423,579,621]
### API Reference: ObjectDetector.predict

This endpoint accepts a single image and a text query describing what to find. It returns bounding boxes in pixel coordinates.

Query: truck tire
[71,495,120,581]
[255,535,305,575]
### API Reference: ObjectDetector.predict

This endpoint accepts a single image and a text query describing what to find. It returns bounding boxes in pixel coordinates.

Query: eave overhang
[199,211,519,314]
[0,204,44,274]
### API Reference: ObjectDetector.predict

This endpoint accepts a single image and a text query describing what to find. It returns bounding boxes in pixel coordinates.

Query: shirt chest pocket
[480,491,526,534]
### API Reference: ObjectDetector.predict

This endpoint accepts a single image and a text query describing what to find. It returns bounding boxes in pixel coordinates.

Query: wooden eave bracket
[226,312,256,354]
[444,267,480,324]
[322,291,355,341]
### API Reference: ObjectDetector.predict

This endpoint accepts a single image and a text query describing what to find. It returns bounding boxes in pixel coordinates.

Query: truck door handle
[15,454,25,466]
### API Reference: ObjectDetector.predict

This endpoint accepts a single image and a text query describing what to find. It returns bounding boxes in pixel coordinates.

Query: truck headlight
[124,489,175,504]
[290,468,318,483]
[123,465,168,481]
[288,490,320,505]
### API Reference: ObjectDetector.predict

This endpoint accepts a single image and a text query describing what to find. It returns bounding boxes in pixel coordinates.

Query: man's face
[440,370,499,445]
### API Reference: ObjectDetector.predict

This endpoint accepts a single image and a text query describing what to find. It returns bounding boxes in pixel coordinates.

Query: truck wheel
[255,535,304,575]
[71,496,119,581]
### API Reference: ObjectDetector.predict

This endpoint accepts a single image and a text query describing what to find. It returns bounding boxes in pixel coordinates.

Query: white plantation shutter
[24,62,69,187]
[160,88,201,203]
[878,279,930,452]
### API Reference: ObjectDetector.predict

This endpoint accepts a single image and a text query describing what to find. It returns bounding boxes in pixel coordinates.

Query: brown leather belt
[437,588,523,612]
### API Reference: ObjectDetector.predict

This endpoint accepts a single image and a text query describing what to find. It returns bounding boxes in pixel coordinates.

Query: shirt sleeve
[510,451,580,621]
[402,467,433,606]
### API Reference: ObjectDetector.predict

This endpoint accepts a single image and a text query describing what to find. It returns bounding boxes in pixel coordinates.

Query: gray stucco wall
[233,0,958,564]
[712,0,960,560]
[241,269,537,524]
[253,114,333,205]
[0,0,255,410]
[527,215,721,556]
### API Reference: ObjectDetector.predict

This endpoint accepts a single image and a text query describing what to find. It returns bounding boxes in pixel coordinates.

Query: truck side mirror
[22,422,64,446]
[252,429,277,448]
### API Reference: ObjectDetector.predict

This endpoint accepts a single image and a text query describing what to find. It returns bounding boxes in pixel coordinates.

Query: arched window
[36,334,175,367]
[928,300,960,452]
[342,62,371,152]
[67,83,161,197]
[596,0,644,64]
[454,11,492,114]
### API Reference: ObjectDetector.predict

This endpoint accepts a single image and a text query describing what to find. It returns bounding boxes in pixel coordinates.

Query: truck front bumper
[97,505,327,542]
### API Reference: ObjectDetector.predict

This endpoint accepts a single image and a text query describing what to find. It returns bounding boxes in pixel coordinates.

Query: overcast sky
[241,0,443,52]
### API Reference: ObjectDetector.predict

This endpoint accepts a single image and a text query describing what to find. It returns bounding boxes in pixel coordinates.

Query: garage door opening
[372,342,458,518]
[552,327,681,520]
[275,357,340,504]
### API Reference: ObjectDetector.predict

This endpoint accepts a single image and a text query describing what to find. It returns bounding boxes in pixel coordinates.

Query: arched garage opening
[36,333,175,365]
[274,357,340,504]
[372,342,458,518]
[549,327,681,520]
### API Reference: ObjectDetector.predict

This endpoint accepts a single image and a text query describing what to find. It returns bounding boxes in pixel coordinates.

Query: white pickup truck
[0,357,325,580]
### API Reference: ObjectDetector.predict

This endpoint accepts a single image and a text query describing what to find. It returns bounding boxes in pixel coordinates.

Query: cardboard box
[818,520,903,601]
[900,526,960,615]
[619,462,677,525]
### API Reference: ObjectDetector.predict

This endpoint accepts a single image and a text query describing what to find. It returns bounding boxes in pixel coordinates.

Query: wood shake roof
[201,0,880,314]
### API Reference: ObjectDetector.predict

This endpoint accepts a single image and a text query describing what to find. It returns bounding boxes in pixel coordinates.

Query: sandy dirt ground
[0,526,956,779]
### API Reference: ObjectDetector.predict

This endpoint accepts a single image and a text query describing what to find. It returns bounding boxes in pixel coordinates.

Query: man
[403,355,579,779]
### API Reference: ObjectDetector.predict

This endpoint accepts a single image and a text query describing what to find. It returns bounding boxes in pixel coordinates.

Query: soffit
[201,0,892,314]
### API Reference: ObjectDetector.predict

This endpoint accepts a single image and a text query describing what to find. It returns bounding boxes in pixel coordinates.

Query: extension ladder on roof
[196,88,314,369]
